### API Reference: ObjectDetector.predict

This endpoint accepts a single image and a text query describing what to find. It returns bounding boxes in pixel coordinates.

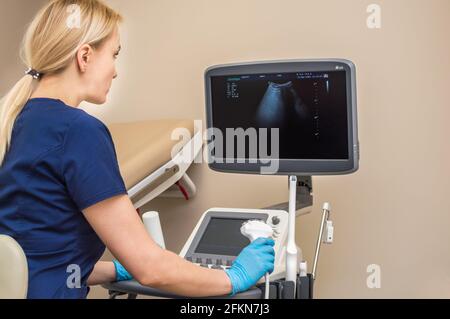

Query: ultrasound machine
[105,59,359,299]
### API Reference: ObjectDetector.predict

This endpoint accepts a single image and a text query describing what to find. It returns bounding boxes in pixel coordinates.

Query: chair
[0,235,28,299]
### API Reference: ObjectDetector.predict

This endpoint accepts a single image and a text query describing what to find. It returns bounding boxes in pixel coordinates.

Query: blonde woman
[0,0,274,299]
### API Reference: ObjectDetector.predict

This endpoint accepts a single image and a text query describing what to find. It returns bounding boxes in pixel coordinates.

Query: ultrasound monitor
[204,59,359,175]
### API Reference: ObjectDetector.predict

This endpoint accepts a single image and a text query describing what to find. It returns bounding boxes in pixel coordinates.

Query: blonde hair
[0,0,123,167]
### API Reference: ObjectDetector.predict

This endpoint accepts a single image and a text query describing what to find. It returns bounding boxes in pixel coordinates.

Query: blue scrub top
[0,98,128,299]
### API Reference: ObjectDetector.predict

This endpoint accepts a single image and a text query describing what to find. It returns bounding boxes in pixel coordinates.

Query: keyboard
[185,256,233,270]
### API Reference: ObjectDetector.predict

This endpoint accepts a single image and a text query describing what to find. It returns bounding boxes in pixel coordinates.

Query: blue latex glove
[112,260,133,282]
[225,238,275,296]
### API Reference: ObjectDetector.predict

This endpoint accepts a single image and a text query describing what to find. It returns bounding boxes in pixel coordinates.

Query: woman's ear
[76,44,93,73]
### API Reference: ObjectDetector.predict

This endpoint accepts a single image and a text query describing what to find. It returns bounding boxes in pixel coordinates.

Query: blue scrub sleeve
[61,114,128,211]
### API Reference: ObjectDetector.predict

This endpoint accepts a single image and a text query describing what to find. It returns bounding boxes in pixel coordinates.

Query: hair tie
[25,67,41,80]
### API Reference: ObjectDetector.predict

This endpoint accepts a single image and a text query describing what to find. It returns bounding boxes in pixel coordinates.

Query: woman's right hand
[225,238,275,296]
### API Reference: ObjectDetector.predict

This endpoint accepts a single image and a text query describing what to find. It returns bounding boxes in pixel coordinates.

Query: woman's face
[83,27,121,104]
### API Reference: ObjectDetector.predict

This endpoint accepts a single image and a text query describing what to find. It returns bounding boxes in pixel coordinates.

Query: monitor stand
[263,176,313,216]
[265,176,314,298]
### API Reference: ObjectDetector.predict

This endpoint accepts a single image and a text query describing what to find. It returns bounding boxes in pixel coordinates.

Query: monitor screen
[194,218,251,256]
[205,59,359,175]
[210,71,349,160]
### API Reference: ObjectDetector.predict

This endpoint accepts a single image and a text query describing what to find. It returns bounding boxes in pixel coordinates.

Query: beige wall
[0,0,48,96]
[1,0,450,299]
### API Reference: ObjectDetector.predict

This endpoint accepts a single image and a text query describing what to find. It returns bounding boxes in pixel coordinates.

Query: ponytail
[0,74,35,167]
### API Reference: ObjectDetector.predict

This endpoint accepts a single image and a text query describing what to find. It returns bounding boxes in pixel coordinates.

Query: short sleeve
[61,114,128,211]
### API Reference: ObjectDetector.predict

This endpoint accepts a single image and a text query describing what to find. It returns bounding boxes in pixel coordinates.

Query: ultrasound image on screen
[210,71,349,160]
